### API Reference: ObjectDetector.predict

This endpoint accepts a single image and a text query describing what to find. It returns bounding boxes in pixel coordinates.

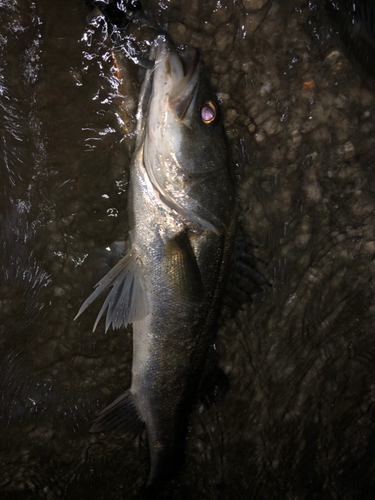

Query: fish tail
[143,440,185,497]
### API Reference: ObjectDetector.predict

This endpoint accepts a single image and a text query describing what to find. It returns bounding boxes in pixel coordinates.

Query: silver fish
[75,35,237,494]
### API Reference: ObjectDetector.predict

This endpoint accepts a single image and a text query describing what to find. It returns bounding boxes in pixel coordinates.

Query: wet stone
[2,0,375,499]
[303,172,322,204]
[254,130,266,145]
[224,108,239,126]
[214,24,235,54]
[242,0,270,13]
[210,0,233,27]
[337,141,355,159]
[168,22,189,44]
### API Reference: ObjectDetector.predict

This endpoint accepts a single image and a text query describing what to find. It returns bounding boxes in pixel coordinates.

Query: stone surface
[1,0,375,499]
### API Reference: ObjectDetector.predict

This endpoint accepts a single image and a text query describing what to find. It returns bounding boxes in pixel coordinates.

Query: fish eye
[200,101,218,125]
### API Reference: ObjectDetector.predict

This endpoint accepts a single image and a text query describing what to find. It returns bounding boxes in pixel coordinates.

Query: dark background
[1,0,375,498]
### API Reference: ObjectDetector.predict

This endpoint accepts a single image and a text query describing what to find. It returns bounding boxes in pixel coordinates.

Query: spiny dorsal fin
[74,248,149,332]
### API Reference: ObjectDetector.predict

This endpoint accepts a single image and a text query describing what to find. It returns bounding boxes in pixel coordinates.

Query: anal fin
[90,390,144,434]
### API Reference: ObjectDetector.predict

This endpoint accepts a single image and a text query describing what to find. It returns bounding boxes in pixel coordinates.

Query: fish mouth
[154,37,200,122]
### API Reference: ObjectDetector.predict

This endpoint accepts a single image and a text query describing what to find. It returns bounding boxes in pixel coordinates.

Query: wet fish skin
[76,36,237,493]
[130,37,237,491]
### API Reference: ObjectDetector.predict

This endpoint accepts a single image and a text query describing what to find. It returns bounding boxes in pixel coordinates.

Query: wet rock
[224,108,239,126]
[168,22,189,45]
[210,0,233,27]
[242,0,270,13]
[214,23,235,53]
[2,0,375,499]
[303,172,322,204]
[254,130,266,145]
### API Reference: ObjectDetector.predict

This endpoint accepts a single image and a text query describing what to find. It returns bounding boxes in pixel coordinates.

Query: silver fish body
[76,36,237,493]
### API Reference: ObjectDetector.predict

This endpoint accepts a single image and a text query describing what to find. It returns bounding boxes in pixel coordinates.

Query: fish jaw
[152,37,200,124]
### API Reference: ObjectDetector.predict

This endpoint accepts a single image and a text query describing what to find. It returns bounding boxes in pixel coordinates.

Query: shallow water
[1,0,375,498]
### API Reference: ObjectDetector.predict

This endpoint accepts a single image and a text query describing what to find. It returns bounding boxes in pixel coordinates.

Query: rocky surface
[1,0,375,498]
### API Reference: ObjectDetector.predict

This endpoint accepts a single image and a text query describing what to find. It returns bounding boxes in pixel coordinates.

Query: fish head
[142,36,235,234]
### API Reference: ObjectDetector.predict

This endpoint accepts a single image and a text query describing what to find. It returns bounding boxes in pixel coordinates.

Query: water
[1,0,375,498]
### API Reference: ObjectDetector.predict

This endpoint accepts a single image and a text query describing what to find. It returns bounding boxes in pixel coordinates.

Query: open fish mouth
[153,37,200,121]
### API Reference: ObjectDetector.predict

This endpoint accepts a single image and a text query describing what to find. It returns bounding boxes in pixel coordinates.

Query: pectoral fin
[74,249,149,332]
[164,231,204,301]
[90,390,143,434]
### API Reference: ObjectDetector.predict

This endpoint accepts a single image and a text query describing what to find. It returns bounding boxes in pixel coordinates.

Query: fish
[75,34,238,495]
